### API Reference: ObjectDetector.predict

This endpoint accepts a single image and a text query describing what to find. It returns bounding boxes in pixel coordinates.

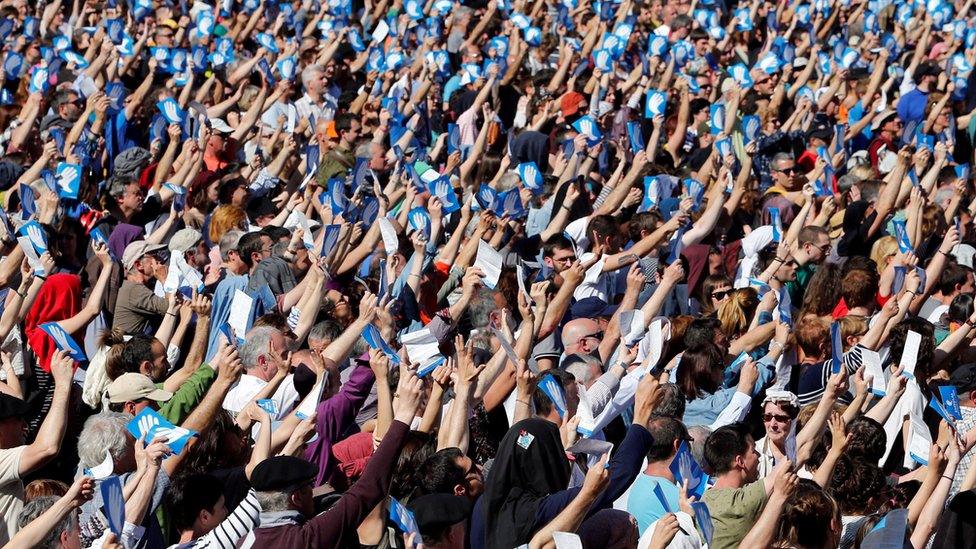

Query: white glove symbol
[410,212,429,231]
[138,415,159,437]
[649,93,664,115]
[504,192,521,213]
[57,166,78,193]
[27,225,46,251]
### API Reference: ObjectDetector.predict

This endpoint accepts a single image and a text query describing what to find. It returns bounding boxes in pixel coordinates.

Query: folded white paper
[379,217,398,255]
[475,240,503,290]
[900,330,922,378]
[227,289,254,342]
[861,349,887,396]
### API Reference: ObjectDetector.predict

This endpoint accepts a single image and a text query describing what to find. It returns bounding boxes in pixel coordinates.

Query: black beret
[0,392,27,420]
[250,456,318,491]
[407,494,472,534]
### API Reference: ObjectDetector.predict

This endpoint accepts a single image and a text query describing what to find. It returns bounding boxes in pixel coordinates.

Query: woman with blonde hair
[869,236,898,276]
[717,287,760,341]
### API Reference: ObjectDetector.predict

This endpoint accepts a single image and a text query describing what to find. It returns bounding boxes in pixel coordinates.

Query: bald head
[562,318,601,354]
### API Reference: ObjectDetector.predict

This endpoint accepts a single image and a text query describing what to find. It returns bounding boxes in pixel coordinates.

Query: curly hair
[774,480,841,549]
[828,455,888,516]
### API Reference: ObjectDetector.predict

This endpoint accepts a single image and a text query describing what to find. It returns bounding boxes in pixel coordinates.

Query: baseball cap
[168,228,203,254]
[122,241,167,271]
[209,118,234,134]
[106,373,173,404]
[560,92,586,118]
[949,363,976,393]
[569,297,617,320]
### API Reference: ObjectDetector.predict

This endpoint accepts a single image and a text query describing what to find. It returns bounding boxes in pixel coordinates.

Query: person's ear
[139,360,153,376]
[453,484,466,497]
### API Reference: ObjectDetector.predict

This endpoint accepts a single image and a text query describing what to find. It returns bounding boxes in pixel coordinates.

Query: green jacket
[157,366,217,425]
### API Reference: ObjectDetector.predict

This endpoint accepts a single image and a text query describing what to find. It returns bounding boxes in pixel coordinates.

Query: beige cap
[106,373,173,404]
[121,241,167,271]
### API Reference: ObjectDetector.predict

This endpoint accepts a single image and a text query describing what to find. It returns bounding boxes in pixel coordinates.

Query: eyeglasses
[711,289,731,300]
[763,413,793,423]
[774,166,797,175]
[580,331,604,342]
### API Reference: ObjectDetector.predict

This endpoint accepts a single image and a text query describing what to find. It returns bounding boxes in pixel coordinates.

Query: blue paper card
[692,501,714,545]
[709,104,725,135]
[830,321,843,374]
[157,98,184,125]
[778,286,792,325]
[571,115,602,145]
[430,177,461,212]
[256,399,279,415]
[742,115,760,144]
[362,324,401,364]
[389,497,421,539]
[320,224,341,258]
[55,162,82,199]
[892,219,913,253]
[19,183,36,218]
[670,441,709,498]
[407,207,431,237]
[538,373,568,418]
[627,121,645,153]
[100,476,125,537]
[475,184,498,211]
[645,90,667,118]
[517,161,543,192]
[40,322,86,361]
[18,220,48,255]
[938,385,963,420]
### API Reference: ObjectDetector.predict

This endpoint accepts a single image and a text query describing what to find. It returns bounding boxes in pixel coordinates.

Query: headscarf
[24,274,82,372]
[484,418,571,549]
[931,490,976,548]
[107,223,144,261]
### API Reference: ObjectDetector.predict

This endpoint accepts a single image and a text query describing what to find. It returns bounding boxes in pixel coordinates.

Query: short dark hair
[119,334,155,378]
[683,317,721,351]
[845,417,887,463]
[703,423,752,475]
[166,473,226,532]
[542,234,574,258]
[418,448,466,495]
[588,214,618,244]
[797,225,829,246]
[335,113,356,133]
[655,383,686,418]
[645,415,689,463]
[236,231,266,269]
[938,261,968,296]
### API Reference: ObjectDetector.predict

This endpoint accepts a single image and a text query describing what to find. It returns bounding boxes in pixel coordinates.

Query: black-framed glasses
[774,166,797,175]
[711,290,730,300]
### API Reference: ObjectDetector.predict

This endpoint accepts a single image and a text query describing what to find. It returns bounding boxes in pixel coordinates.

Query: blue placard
[709,104,725,135]
[778,286,792,325]
[430,177,461,212]
[627,121,645,153]
[19,183,35,219]
[157,98,184,125]
[256,398,279,415]
[892,219,913,253]
[55,162,82,199]
[538,373,568,418]
[644,90,667,118]
[938,385,963,420]
[669,441,709,498]
[18,220,48,255]
[389,497,422,539]
[407,207,431,237]
[517,161,543,192]
[475,184,498,211]
[692,501,714,545]
[40,322,86,361]
[362,324,401,364]
[320,224,341,258]
[100,476,125,537]
[830,321,843,374]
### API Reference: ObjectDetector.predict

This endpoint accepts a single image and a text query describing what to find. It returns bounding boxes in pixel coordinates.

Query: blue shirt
[897,88,929,128]
[627,474,680,534]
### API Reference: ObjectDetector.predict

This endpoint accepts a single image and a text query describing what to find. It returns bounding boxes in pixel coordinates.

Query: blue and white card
[830,321,843,374]
[55,162,82,199]
[778,286,792,325]
[670,441,709,498]
[627,121,645,153]
[362,324,401,364]
[538,373,568,418]
[475,183,498,211]
[146,422,197,454]
[157,98,184,125]
[19,183,35,219]
[389,497,421,540]
[407,207,431,237]
[709,104,725,135]
[938,385,963,420]
[100,476,125,537]
[742,115,760,144]
[256,398,279,415]
[892,219,913,253]
[644,90,667,118]
[692,501,714,545]
[430,176,461,213]
[18,220,48,255]
[571,115,602,145]
[517,161,543,192]
[40,322,86,361]
[320,224,341,258]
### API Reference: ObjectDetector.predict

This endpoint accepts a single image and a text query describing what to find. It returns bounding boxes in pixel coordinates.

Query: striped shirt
[796,345,865,406]
[167,489,260,549]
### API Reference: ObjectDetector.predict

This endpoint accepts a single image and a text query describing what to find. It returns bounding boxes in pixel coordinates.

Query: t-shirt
[700,479,767,549]
[626,474,680,535]
[897,88,929,128]
[113,279,168,335]
[0,446,25,546]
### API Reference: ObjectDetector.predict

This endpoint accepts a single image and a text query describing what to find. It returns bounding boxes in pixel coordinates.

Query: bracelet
[14,289,25,299]
[942,474,954,481]
[561,204,571,211]
[966,318,976,327]
[516,398,530,405]
[770,341,785,350]
[166,311,178,317]
[938,250,951,257]
[772,257,786,264]
[36,274,46,281]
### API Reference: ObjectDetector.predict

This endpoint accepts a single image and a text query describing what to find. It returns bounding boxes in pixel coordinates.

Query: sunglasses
[711,289,730,300]
[774,166,797,175]
[763,413,792,423]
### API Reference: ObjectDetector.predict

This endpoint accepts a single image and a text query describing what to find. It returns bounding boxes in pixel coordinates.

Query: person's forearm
[528,488,601,549]
[813,446,843,487]
[908,466,941,526]
[323,318,367,365]
[170,378,234,475]
[125,463,158,527]
[244,418,272,478]
[3,493,75,549]
[911,467,957,548]
[26,382,70,470]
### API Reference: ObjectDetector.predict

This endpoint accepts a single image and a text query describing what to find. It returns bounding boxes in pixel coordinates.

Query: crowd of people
[0,0,976,547]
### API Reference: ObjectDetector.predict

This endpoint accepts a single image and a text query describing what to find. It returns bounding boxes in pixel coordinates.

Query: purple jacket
[304,364,376,487]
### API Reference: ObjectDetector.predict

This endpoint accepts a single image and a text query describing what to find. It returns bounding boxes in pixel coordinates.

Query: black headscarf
[932,490,976,548]
[484,418,571,549]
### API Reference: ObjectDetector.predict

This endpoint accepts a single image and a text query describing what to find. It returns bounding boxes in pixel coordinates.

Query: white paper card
[619,309,646,347]
[86,449,114,479]
[294,372,328,420]
[379,217,398,255]
[516,260,531,302]
[576,384,596,437]
[900,330,921,378]
[400,328,441,364]
[861,348,887,396]
[553,532,583,549]
[163,254,182,294]
[908,416,931,465]
[475,240,503,290]
[228,289,254,342]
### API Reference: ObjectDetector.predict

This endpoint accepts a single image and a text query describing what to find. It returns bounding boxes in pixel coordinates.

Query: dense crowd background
[0,0,976,547]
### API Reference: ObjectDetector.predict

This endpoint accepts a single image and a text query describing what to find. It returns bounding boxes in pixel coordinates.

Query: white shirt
[222,373,300,421]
